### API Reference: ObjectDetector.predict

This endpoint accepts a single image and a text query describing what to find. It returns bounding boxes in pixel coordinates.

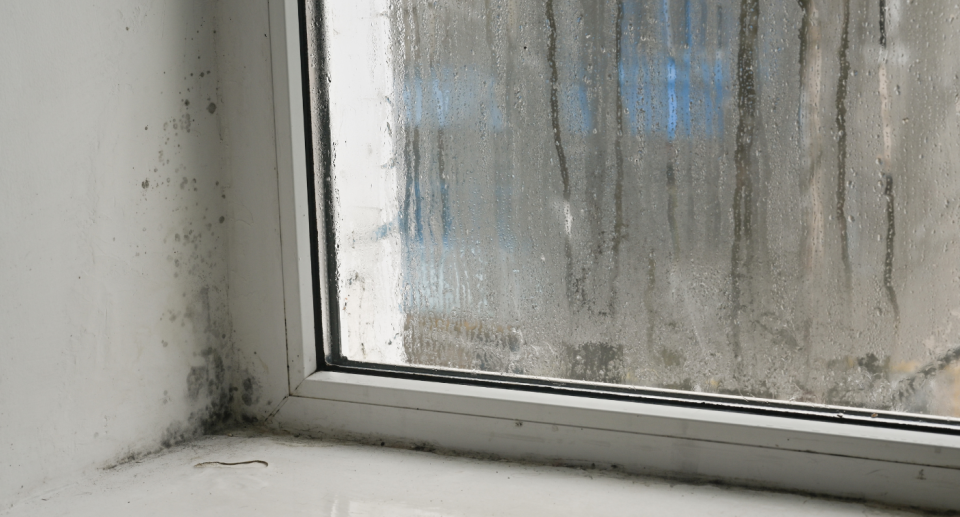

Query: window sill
[6,433,917,516]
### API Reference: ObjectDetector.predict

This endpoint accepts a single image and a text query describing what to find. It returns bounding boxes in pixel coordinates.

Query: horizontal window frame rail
[279,369,960,511]
[291,369,960,471]
[319,361,960,436]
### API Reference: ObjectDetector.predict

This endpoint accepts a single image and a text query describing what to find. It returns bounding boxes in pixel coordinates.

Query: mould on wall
[0,2,249,507]
[240,372,261,408]
[131,61,236,451]
[164,283,235,449]
[73,3,272,484]
[186,349,224,401]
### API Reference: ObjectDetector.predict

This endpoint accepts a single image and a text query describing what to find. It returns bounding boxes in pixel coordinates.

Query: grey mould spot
[241,378,255,406]
[115,289,234,463]
[141,179,150,189]
[186,345,225,404]
[207,103,217,114]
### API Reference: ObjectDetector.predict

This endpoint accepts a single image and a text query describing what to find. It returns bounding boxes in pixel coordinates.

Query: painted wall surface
[0,1,236,508]
[215,0,291,426]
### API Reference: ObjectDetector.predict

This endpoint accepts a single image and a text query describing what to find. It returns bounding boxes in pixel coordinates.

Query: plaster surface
[1,0,297,508]
[0,433,918,517]
[215,0,291,424]
[0,1,231,507]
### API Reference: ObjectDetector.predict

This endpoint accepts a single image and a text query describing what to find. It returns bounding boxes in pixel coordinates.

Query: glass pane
[321,0,960,418]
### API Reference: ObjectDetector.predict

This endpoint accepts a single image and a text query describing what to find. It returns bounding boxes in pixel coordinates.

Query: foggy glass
[321,0,960,418]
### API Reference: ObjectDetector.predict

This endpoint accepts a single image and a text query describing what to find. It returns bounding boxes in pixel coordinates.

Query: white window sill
[2,433,926,516]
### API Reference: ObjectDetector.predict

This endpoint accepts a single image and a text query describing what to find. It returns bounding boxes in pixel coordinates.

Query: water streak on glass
[322,0,960,418]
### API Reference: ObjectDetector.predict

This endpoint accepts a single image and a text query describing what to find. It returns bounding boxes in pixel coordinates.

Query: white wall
[215,0,291,427]
[0,1,287,508]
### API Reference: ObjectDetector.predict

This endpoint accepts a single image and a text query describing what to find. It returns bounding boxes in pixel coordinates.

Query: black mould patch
[158,389,232,450]
[186,353,224,401]
[103,391,232,470]
[160,421,193,449]
[141,179,150,189]
[241,375,261,407]
[411,443,438,453]
[207,102,217,114]
[173,285,236,445]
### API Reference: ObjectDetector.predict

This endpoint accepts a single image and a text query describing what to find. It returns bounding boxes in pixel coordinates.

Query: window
[269,0,960,511]
[317,0,960,423]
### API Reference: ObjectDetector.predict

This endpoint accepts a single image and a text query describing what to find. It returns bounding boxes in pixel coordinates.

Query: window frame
[268,0,960,510]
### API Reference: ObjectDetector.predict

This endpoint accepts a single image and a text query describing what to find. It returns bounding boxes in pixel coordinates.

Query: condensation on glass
[317,0,960,418]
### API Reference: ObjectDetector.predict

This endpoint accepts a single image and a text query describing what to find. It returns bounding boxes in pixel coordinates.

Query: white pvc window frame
[267,0,960,511]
